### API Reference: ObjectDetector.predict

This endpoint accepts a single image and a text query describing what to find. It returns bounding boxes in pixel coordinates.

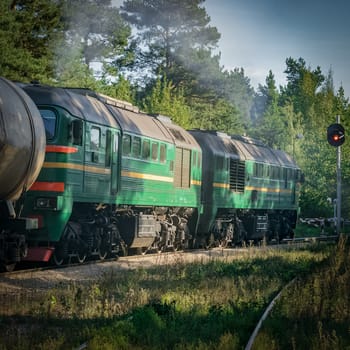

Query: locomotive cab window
[132,136,141,158]
[39,108,56,140]
[122,134,131,156]
[90,127,100,151]
[142,139,150,160]
[160,144,166,163]
[151,142,158,161]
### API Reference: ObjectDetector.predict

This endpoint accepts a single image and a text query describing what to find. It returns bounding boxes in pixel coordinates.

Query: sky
[113,0,350,97]
[204,0,350,96]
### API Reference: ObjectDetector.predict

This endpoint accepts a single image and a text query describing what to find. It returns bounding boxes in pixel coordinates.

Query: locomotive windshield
[39,108,56,140]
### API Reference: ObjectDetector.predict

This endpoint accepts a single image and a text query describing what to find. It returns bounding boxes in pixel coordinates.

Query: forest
[1,0,349,219]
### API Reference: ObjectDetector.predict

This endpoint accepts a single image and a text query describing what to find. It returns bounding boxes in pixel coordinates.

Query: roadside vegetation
[253,236,350,350]
[2,241,348,349]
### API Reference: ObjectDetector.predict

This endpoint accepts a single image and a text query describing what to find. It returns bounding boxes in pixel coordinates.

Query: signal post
[327,116,345,235]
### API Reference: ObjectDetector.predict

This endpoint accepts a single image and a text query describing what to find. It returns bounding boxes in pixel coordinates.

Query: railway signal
[327,123,345,147]
[327,117,344,235]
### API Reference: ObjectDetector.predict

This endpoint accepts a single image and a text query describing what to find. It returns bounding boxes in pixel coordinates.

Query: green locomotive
[21,85,202,264]
[189,130,302,247]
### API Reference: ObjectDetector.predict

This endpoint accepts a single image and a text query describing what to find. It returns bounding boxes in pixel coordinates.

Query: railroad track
[0,235,338,281]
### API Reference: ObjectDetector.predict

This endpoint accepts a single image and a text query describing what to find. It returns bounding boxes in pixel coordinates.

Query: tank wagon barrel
[0,77,46,271]
[0,77,46,200]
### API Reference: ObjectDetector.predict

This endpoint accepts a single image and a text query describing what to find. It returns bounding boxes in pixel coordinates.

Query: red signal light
[327,123,345,147]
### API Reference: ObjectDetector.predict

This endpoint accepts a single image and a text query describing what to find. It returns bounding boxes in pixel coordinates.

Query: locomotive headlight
[35,196,63,210]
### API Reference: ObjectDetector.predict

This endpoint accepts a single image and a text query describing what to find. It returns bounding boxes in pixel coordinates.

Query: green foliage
[281,57,325,120]
[53,49,98,88]
[141,76,192,128]
[53,0,131,85]
[120,0,222,96]
[254,238,350,350]
[61,0,131,67]
[189,98,244,134]
[251,57,350,218]
[223,68,255,127]
[0,0,63,82]
[97,75,136,103]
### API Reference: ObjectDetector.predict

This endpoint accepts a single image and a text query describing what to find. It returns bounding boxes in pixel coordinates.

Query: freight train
[0,77,302,271]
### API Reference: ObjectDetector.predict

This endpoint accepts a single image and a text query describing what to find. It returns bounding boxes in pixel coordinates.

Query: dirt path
[0,248,256,293]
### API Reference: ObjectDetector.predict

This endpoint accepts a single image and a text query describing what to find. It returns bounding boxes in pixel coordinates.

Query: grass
[0,242,342,349]
[253,236,350,350]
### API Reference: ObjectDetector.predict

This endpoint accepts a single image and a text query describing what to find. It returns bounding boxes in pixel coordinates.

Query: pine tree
[55,0,131,85]
[119,0,221,96]
[0,0,63,81]
[141,76,192,128]
[223,68,255,128]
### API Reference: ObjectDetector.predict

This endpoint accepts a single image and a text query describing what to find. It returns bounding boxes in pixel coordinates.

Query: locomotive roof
[20,84,119,128]
[96,93,200,149]
[189,130,298,168]
[188,130,240,159]
[230,136,297,167]
[20,84,200,150]
[106,104,199,149]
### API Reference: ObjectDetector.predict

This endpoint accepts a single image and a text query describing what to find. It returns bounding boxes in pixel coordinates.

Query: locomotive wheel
[206,233,216,249]
[117,241,128,257]
[76,249,87,263]
[219,239,229,248]
[97,244,108,260]
[1,262,16,272]
[156,244,165,253]
[52,248,65,266]
[173,239,188,251]
[52,246,66,266]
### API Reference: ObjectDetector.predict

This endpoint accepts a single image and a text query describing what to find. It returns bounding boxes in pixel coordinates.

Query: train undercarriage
[204,209,297,248]
[0,201,32,272]
[0,229,27,272]
[2,203,297,269]
[46,203,195,266]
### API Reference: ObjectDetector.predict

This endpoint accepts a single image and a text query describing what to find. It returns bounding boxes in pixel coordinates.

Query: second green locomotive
[189,130,301,247]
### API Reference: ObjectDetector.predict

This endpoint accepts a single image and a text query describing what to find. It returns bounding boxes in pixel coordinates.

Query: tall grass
[0,244,334,349]
[253,236,350,349]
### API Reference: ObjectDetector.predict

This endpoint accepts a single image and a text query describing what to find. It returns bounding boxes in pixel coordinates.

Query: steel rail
[245,278,297,350]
